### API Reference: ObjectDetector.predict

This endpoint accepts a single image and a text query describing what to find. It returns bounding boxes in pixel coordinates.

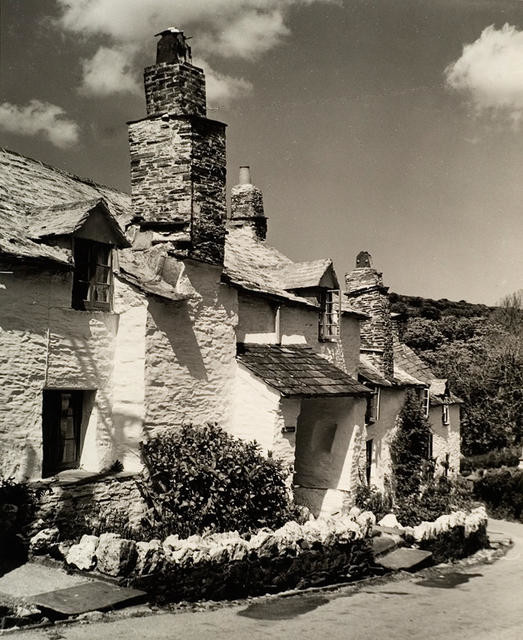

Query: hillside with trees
[390,292,522,457]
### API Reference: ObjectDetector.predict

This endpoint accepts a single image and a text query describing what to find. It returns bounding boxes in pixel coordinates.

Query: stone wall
[345,267,394,378]
[429,403,460,477]
[144,62,206,117]
[0,264,118,480]
[128,114,226,265]
[235,294,361,377]
[31,473,147,539]
[294,396,367,505]
[143,260,238,432]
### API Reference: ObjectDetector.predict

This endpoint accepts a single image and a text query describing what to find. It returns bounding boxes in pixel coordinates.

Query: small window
[72,239,113,311]
[365,386,380,424]
[424,432,434,460]
[319,289,341,342]
[42,390,85,477]
[365,439,373,484]
[422,387,430,418]
[442,403,450,426]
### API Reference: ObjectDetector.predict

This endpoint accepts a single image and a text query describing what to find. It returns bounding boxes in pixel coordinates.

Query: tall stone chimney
[229,166,268,241]
[128,28,227,265]
[345,251,394,379]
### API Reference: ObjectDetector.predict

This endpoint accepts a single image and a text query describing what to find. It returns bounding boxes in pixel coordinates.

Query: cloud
[79,45,141,96]
[55,0,334,101]
[0,100,80,148]
[445,24,523,127]
[194,58,253,107]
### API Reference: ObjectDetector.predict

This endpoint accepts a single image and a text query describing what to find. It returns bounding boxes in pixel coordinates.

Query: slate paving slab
[30,582,147,616]
[0,563,91,600]
[376,548,432,571]
[371,536,399,558]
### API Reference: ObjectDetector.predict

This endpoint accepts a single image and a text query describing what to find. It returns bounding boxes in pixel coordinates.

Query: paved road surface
[9,519,523,640]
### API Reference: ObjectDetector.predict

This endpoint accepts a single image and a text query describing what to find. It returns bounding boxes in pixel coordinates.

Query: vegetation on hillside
[390,291,522,456]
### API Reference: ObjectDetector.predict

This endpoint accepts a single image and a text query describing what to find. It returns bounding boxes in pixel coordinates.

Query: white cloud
[194,58,253,106]
[0,100,80,148]
[55,0,334,101]
[79,45,141,96]
[445,24,523,127]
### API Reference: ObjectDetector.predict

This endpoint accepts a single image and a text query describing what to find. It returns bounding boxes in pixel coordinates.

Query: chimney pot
[239,166,251,185]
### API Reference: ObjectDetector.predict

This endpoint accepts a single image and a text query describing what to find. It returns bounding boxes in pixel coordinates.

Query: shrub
[460,447,520,475]
[353,482,393,521]
[138,423,294,538]
[473,468,523,522]
[0,477,42,574]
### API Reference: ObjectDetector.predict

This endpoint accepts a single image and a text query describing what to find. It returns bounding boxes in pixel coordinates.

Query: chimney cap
[155,27,182,36]
[238,166,252,185]
[356,251,373,268]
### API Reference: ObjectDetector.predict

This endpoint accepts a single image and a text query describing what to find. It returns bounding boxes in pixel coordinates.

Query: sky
[1,0,522,305]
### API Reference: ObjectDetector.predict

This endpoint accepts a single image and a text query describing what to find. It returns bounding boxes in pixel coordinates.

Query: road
[9,519,523,640]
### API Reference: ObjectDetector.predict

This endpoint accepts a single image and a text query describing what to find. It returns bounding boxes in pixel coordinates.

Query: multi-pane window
[319,289,341,342]
[72,239,113,311]
[422,387,430,418]
[42,390,84,477]
[365,386,380,424]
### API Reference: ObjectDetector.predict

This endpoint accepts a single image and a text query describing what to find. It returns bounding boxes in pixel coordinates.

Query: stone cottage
[0,29,460,518]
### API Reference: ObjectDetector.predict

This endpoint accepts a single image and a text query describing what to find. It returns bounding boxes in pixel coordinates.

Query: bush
[460,447,520,475]
[0,477,42,575]
[395,476,475,526]
[473,468,523,522]
[353,482,393,521]
[138,423,295,539]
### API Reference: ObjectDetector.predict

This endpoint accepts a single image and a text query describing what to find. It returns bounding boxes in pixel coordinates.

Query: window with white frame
[422,387,430,418]
[365,386,380,424]
[319,289,341,342]
[442,402,450,426]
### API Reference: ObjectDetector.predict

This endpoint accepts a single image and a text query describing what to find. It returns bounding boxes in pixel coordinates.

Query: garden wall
[31,473,147,539]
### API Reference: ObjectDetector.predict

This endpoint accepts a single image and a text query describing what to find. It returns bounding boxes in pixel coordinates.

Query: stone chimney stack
[229,166,268,241]
[128,29,227,265]
[345,251,394,379]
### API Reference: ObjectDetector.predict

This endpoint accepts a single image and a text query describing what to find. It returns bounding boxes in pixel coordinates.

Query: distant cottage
[0,31,461,517]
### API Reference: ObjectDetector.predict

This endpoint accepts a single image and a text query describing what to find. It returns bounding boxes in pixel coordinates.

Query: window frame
[365,385,381,424]
[319,288,341,342]
[42,389,84,477]
[72,238,114,312]
[422,387,430,418]
[442,402,450,426]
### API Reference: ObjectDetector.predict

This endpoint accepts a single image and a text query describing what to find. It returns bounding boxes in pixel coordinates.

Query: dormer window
[72,239,113,311]
[319,289,341,342]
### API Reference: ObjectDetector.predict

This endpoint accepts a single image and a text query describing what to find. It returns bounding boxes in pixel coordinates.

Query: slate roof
[0,148,367,313]
[279,258,338,290]
[0,148,130,266]
[237,344,370,397]
[27,198,130,248]
[392,341,462,404]
[224,227,365,317]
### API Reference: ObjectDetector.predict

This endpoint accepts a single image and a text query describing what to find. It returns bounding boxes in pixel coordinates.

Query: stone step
[376,548,433,571]
[30,581,146,616]
[371,535,400,558]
